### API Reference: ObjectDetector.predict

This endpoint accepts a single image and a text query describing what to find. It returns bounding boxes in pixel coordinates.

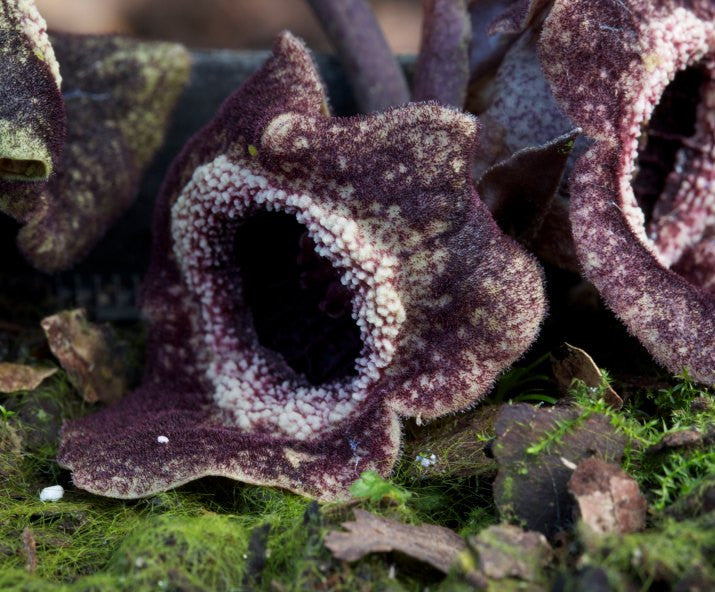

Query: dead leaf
[568,457,646,535]
[41,309,127,404]
[493,403,626,537]
[551,343,623,408]
[0,363,56,393]
[469,524,553,582]
[324,509,482,584]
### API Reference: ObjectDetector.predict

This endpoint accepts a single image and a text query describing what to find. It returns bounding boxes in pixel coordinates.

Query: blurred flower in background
[35,0,422,52]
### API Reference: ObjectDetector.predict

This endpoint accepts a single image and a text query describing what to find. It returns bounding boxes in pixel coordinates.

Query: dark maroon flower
[468,0,715,383]
[16,33,190,272]
[538,0,715,384]
[58,33,546,500]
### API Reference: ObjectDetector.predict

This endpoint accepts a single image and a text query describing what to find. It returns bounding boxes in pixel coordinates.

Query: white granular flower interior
[171,154,406,441]
[620,8,715,266]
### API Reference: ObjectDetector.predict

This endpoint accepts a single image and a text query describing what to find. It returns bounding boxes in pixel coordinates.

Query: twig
[412,0,471,107]
[307,0,409,112]
[22,527,37,573]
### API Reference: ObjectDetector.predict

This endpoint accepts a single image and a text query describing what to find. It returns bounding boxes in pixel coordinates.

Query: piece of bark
[647,429,709,455]
[41,309,127,404]
[469,524,553,582]
[551,343,623,409]
[324,509,470,577]
[568,457,646,535]
[0,362,56,393]
[493,403,626,537]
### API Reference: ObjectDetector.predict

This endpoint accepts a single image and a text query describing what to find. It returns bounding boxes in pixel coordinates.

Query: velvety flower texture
[17,33,190,272]
[58,33,546,500]
[0,0,189,272]
[471,0,715,384]
[537,0,715,384]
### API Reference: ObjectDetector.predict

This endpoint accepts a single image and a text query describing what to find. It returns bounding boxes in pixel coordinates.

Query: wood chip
[41,309,127,403]
[469,524,553,582]
[22,527,37,573]
[568,457,646,534]
[325,509,468,576]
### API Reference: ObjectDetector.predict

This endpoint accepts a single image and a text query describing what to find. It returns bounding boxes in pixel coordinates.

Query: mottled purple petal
[472,26,573,179]
[540,0,715,383]
[17,34,190,272]
[488,0,551,35]
[477,128,579,245]
[59,33,546,500]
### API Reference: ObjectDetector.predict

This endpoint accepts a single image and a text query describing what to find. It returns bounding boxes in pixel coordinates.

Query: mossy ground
[0,340,713,591]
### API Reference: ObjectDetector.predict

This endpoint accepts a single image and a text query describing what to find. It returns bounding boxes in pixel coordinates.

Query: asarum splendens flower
[16,33,190,272]
[0,0,189,272]
[58,33,546,500]
[537,0,715,384]
[469,0,715,384]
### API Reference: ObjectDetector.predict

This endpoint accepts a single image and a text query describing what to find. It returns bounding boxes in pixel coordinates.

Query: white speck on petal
[157,435,169,444]
[39,485,64,502]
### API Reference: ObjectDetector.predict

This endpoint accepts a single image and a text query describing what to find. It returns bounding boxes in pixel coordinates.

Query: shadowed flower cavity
[536,0,715,383]
[58,32,546,500]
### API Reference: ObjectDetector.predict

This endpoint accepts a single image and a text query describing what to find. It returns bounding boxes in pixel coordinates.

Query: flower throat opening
[632,65,708,221]
[234,211,362,386]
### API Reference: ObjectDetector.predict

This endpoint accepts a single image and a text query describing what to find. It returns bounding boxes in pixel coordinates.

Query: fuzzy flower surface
[58,33,546,500]
[536,0,715,384]
[470,0,715,384]
[0,1,190,272]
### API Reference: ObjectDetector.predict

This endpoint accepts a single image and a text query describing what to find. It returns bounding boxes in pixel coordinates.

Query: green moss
[569,371,715,511]
[1,345,712,591]
[580,515,715,589]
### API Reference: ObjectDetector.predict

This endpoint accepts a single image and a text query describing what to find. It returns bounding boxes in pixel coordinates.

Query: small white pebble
[39,485,64,502]
[560,456,577,470]
[157,435,169,444]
